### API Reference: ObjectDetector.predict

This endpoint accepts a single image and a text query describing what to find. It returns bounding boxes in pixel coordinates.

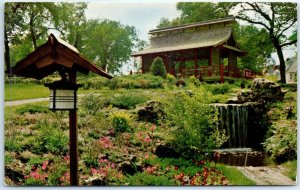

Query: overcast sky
[85,2,180,42]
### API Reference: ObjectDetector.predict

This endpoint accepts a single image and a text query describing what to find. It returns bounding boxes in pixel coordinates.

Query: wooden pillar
[69,71,79,186]
[219,46,224,83]
[209,47,212,76]
[141,56,144,73]
[180,51,184,77]
[194,48,198,77]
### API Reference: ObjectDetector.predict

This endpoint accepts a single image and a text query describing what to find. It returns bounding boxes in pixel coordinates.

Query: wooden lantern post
[11,34,112,186]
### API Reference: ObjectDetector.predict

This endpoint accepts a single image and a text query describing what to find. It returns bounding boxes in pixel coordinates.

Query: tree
[4,2,63,72]
[157,2,234,28]
[51,3,88,51]
[150,57,167,78]
[82,19,139,74]
[235,2,297,83]
[234,25,274,73]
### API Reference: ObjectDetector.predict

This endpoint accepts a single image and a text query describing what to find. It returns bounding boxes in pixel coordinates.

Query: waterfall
[213,104,249,148]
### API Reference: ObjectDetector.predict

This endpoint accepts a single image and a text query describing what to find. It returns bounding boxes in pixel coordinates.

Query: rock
[137,100,164,123]
[155,144,180,158]
[237,78,285,103]
[119,161,137,175]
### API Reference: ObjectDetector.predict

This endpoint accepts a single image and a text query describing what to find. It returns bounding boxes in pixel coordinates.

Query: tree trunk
[273,38,286,83]
[4,27,11,75]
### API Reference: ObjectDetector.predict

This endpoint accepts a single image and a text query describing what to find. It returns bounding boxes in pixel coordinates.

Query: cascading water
[213,104,249,148]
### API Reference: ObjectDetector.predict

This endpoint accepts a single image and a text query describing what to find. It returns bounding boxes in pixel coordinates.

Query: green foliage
[16,105,49,115]
[203,82,232,95]
[281,160,297,181]
[83,19,140,73]
[78,76,108,90]
[264,120,297,162]
[234,25,274,73]
[110,111,132,133]
[215,164,256,185]
[163,91,223,154]
[109,94,149,109]
[5,138,23,152]
[150,57,167,79]
[31,121,68,155]
[80,93,105,115]
[126,172,176,185]
[107,78,119,90]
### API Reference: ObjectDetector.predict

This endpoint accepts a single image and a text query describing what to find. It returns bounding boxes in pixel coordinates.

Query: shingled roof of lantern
[12,33,112,80]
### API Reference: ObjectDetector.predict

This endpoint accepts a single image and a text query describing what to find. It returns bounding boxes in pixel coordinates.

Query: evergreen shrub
[150,57,167,78]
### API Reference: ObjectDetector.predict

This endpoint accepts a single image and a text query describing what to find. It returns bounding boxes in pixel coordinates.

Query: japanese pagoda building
[132,17,255,82]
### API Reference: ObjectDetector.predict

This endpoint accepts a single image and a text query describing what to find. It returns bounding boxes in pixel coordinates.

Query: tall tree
[51,3,88,51]
[82,19,139,74]
[234,25,274,73]
[5,2,60,72]
[235,2,297,83]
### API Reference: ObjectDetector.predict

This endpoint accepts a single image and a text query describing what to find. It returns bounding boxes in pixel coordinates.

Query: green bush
[163,92,225,155]
[107,78,119,90]
[203,82,232,95]
[16,105,49,115]
[264,120,297,162]
[80,93,106,115]
[109,94,149,109]
[110,111,132,133]
[31,121,68,155]
[5,138,23,152]
[126,172,176,185]
[150,57,167,78]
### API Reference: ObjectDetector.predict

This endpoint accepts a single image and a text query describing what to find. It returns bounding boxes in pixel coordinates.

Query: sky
[85,1,180,42]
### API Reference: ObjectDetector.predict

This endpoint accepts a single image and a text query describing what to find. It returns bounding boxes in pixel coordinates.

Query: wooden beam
[194,48,198,77]
[13,45,52,73]
[209,47,212,76]
[35,54,54,69]
[55,54,74,68]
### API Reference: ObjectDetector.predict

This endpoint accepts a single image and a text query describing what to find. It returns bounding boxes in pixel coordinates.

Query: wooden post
[209,47,212,76]
[141,56,144,73]
[69,71,78,186]
[180,51,184,77]
[220,64,224,83]
[194,49,198,77]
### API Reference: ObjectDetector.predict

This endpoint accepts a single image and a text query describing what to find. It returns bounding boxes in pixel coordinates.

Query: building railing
[182,65,256,80]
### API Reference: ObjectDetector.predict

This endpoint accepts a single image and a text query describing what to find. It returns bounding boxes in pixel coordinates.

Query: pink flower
[91,168,98,175]
[150,125,156,132]
[145,153,149,159]
[143,137,151,143]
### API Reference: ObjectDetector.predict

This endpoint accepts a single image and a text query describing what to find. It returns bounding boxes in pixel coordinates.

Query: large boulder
[237,78,285,103]
[137,100,164,123]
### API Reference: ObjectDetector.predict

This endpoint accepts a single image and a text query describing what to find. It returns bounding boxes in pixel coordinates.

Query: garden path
[4,94,87,107]
[236,166,296,185]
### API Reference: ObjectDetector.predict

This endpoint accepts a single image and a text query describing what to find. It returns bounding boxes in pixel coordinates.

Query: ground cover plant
[4,74,296,186]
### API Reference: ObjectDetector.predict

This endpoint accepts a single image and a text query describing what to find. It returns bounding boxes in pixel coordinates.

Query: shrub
[264,120,297,162]
[203,82,232,95]
[107,78,119,90]
[150,57,167,78]
[109,94,149,109]
[80,93,106,115]
[110,112,132,133]
[16,105,49,115]
[163,92,224,155]
[31,121,68,155]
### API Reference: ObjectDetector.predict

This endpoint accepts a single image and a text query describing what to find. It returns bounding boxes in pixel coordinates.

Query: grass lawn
[5,83,49,101]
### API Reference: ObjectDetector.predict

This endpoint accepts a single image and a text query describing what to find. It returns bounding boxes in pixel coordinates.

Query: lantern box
[45,80,82,110]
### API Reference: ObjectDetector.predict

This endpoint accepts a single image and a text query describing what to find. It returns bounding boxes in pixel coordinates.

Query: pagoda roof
[132,17,244,56]
[12,34,112,80]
